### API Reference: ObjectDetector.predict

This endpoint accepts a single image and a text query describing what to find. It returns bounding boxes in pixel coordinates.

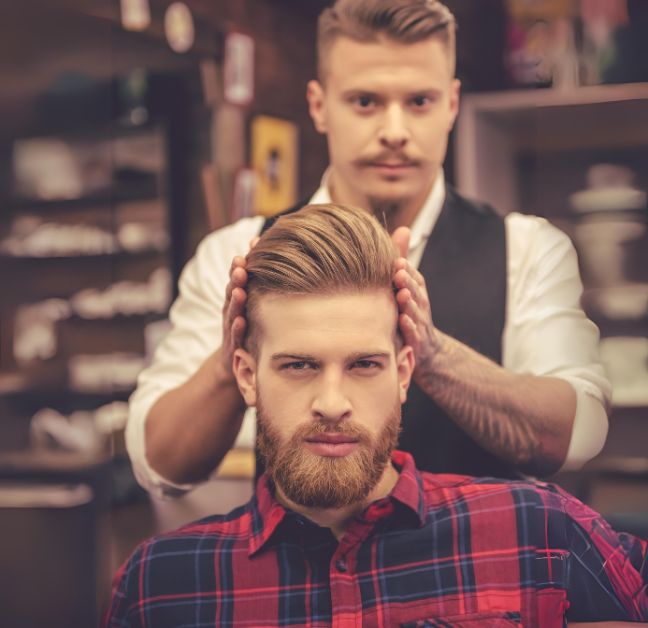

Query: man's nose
[311,373,352,423]
[378,104,409,150]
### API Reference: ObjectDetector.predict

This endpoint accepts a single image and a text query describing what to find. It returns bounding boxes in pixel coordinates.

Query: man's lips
[368,161,415,168]
[305,434,359,444]
[304,434,360,457]
[362,160,419,176]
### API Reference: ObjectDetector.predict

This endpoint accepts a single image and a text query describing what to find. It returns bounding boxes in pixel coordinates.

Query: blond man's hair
[317,0,457,81]
[245,203,398,352]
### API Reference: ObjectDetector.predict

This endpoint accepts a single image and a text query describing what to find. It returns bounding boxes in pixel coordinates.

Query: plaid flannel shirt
[106,450,648,627]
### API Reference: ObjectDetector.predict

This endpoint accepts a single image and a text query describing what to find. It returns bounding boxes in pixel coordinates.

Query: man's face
[233,290,414,508]
[307,36,460,216]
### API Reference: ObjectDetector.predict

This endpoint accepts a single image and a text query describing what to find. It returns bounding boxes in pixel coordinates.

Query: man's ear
[233,348,257,407]
[447,78,461,131]
[396,345,415,404]
[306,80,328,134]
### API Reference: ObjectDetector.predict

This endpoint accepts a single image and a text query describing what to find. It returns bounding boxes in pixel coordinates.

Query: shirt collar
[309,169,446,256]
[387,450,428,526]
[247,475,288,557]
[247,450,427,557]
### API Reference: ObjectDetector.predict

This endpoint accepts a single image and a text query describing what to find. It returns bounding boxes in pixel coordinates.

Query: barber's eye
[411,95,431,109]
[352,95,376,111]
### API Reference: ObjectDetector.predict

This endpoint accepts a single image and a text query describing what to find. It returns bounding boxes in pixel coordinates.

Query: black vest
[258,188,512,479]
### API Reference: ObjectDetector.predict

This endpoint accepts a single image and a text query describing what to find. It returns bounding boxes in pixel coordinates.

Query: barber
[126,0,610,496]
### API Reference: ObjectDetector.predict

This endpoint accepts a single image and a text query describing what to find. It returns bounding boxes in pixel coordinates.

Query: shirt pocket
[400,610,522,627]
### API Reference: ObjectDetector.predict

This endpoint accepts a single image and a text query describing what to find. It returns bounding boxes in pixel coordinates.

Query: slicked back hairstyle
[317,0,457,82]
[244,203,399,353]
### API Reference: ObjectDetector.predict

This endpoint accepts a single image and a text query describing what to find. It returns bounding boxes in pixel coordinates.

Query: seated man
[106,204,647,627]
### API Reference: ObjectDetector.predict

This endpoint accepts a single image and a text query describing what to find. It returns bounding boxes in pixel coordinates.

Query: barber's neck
[274,462,399,540]
[327,171,436,233]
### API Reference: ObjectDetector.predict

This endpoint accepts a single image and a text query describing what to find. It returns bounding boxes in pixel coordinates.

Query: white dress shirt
[127,174,611,497]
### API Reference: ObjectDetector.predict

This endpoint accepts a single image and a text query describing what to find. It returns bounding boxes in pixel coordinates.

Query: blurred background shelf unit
[455,81,648,401]
[0,122,176,453]
[455,82,648,532]
[455,82,648,218]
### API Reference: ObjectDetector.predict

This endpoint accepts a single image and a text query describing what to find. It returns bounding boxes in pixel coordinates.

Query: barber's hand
[220,237,259,373]
[391,227,441,377]
[221,256,247,373]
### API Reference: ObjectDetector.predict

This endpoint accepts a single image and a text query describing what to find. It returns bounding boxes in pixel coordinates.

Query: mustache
[355,152,421,167]
[294,420,371,443]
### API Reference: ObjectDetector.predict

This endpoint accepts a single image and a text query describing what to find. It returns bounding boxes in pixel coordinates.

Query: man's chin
[274,447,384,509]
[365,185,422,212]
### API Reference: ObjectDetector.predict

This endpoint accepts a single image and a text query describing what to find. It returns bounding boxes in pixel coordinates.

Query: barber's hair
[317,0,457,81]
[245,203,398,352]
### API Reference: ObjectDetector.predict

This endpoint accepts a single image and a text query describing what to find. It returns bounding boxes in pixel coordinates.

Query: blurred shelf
[590,317,648,339]
[1,387,134,404]
[66,313,167,324]
[0,373,28,394]
[216,448,255,480]
[0,249,167,262]
[8,183,159,212]
[585,454,648,475]
[611,394,648,409]
[0,449,112,476]
[1,118,179,451]
[458,82,648,151]
[461,82,648,109]
[456,82,648,215]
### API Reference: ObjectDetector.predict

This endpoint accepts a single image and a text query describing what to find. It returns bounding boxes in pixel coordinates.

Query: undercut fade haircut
[317,0,457,81]
[244,203,399,353]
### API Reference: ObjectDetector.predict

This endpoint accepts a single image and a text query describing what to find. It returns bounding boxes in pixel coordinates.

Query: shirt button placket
[330,550,361,628]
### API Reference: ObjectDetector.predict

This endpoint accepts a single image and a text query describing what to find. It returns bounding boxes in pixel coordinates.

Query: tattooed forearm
[417,332,575,476]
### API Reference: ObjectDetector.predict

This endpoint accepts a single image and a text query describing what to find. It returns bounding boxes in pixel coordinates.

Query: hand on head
[391,227,441,377]
[220,237,259,373]
[224,227,441,380]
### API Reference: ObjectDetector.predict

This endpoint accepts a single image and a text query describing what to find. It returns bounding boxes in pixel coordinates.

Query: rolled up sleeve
[503,214,612,471]
[126,216,264,496]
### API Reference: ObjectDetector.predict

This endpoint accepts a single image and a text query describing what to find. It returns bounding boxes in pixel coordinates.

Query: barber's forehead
[321,35,453,82]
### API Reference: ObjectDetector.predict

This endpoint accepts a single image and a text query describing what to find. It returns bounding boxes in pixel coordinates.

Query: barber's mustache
[355,152,422,167]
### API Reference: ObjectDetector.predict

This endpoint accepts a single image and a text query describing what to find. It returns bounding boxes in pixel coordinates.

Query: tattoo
[418,336,560,473]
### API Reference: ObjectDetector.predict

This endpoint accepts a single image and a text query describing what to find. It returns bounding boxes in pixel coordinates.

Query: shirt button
[335,559,347,573]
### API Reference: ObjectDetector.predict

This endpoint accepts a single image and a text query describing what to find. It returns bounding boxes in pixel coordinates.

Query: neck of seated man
[273,459,400,540]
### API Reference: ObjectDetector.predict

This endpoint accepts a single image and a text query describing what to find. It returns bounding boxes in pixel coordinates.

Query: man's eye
[282,361,312,371]
[410,95,431,110]
[352,360,380,370]
[352,95,376,111]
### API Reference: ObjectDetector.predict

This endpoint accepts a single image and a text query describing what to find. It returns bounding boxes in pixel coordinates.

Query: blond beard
[256,395,401,509]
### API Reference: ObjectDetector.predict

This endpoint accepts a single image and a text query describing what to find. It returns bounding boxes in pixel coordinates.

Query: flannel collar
[247,450,427,556]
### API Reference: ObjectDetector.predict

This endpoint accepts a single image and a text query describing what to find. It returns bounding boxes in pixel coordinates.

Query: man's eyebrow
[405,88,444,100]
[347,352,391,361]
[270,353,317,361]
[270,351,391,361]
[341,87,442,97]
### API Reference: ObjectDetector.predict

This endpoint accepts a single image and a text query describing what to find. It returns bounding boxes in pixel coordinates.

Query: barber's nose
[378,104,409,150]
[311,373,352,423]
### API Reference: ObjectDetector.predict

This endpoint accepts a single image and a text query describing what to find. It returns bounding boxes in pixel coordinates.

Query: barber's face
[233,290,414,508]
[307,36,460,214]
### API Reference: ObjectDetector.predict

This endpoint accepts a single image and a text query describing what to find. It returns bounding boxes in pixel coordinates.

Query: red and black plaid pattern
[105,451,648,627]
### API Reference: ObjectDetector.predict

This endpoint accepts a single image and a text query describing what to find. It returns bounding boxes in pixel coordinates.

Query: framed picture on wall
[250,115,298,217]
